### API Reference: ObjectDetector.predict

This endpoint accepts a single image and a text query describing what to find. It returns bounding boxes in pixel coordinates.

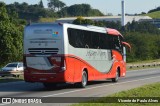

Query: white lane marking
[42,76,160,97]
[0,103,8,106]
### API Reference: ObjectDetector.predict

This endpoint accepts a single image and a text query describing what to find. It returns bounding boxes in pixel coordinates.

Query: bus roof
[106,28,123,38]
[63,23,123,38]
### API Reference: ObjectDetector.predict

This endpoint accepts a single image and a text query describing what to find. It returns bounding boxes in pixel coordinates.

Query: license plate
[39,78,47,81]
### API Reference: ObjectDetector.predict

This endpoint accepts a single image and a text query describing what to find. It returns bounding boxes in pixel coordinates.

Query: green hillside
[144,11,160,18]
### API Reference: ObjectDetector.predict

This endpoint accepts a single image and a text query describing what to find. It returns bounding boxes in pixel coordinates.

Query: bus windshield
[24,24,62,40]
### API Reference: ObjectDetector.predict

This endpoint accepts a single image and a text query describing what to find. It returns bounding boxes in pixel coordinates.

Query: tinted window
[108,35,123,53]
[18,63,23,67]
[83,31,92,48]
[67,28,122,52]
[68,28,85,48]
[6,64,17,67]
[68,28,109,49]
[91,32,100,49]
[99,33,110,49]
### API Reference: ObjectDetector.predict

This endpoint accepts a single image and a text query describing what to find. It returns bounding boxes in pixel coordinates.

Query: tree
[0,2,23,65]
[39,0,44,8]
[57,1,65,11]
[6,2,56,22]
[58,4,104,17]
[141,12,146,14]
[148,6,160,13]
[73,16,85,25]
[67,4,91,16]
[73,16,95,25]
[88,9,104,16]
[0,2,9,21]
[124,20,160,34]
[48,0,65,12]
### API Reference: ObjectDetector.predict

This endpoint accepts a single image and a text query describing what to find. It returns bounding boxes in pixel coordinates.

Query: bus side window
[68,28,76,47]
[68,28,85,48]
[107,35,122,54]
[83,30,92,48]
[100,34,109,49]
[92,32,100,49]
[77,29,85,48]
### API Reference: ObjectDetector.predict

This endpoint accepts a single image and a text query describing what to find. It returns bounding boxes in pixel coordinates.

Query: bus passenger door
[123,47,126,62]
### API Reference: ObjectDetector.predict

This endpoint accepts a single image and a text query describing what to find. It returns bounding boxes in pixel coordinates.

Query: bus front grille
[28,48,59,55]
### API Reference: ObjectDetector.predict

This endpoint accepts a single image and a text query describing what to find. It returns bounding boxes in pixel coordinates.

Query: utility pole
[121,0,125,26]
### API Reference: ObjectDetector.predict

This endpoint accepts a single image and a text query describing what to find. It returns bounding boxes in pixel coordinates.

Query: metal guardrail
[0,71,23,77]
[127,62,160,69]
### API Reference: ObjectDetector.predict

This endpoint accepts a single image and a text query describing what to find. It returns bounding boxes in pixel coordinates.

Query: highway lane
[0,68,159,106]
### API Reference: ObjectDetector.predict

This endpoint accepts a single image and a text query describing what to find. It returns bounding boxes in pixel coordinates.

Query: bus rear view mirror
[122,42,131,53]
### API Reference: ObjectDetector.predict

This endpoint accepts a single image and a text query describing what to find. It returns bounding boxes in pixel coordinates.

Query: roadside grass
[127,59,160,64]
[71,82,160,106]
[38,17,57,22]
[0,75,24,83]
[143,11,160,18]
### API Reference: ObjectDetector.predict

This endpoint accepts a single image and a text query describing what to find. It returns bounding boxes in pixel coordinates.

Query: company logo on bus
[53,32,59,37]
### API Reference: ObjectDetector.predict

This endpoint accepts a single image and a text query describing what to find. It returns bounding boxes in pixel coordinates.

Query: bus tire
[112,69,119,82]
[43,83,57,88]
[78,71,88,88]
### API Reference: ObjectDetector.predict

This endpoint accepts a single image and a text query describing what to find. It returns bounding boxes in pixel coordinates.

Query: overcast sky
[1,0,160,15]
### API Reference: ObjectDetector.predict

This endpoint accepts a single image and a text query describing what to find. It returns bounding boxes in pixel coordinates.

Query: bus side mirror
[122,42,131,53]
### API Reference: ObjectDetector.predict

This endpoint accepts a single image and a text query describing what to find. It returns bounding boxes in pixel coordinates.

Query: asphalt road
[0,68,160,106]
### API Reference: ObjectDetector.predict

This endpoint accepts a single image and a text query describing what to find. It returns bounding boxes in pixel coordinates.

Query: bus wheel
[112,69,119,82]
[78,71,88,88]
[43,83,57,88]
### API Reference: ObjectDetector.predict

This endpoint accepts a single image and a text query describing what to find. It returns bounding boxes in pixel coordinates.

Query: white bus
[23,23,131,88]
